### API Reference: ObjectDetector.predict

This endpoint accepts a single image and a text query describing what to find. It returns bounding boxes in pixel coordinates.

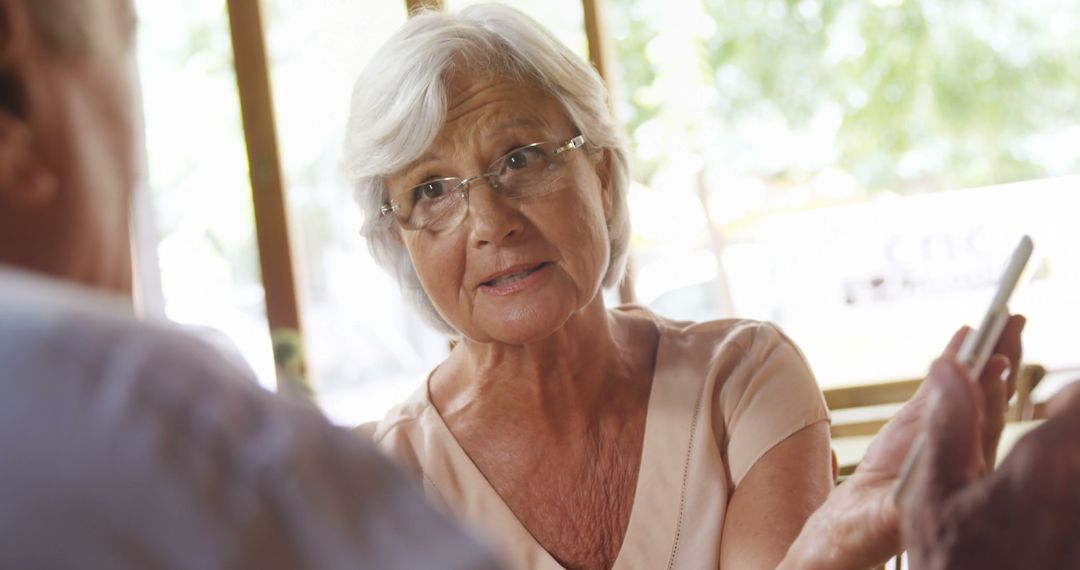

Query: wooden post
[581,0,636,304]
[582,0,614,83]
[225,0,307,393]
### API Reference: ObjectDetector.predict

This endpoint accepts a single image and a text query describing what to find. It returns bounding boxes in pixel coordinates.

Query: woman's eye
[413,181,447,202]
[505,147,544,171]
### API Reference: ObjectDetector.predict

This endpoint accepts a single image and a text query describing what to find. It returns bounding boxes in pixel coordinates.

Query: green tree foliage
[610,0,1080,197]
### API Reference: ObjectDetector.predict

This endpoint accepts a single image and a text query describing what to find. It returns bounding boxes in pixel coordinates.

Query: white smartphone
[955,234,1033,378]
[893,234,1033,499]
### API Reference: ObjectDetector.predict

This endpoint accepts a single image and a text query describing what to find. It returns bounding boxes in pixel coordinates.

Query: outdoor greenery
[610,0,1080,204]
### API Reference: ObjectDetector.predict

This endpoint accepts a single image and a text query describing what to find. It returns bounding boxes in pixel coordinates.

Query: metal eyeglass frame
[379,135,587,226]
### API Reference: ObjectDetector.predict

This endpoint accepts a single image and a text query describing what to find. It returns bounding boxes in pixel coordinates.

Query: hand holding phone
[893,235,1033,500]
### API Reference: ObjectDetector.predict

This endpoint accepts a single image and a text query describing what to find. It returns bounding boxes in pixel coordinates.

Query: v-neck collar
[415,319,706,569]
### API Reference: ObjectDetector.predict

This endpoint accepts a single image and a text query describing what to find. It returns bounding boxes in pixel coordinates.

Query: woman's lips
[478,262,551,295]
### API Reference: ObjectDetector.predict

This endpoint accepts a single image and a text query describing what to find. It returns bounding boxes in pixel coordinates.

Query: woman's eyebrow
[398,150,449,183]
[491,117,547,133]
[408,153,442,173]
[400,117,549,176]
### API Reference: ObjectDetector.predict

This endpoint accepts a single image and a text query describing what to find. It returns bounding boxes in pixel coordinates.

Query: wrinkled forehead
[383,72,573,183]
[438,69,572,141]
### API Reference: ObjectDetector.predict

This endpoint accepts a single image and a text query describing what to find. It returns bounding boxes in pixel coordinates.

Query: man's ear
[0,0,37,73]
[0,0,57,209]
[0,109,56,208]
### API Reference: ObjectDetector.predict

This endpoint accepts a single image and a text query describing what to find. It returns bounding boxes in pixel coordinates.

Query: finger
[944,326,971,357]
[912,327,973,402]
[979,354,1010,469]
[992,314,1026,399]
[900,356,984,521]
[928,356,986,484]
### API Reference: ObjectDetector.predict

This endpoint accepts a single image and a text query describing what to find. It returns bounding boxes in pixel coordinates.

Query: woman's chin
[467,306,571,345]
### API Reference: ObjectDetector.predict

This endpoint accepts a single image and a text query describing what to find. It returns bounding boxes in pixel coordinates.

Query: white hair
[343,3,631,335]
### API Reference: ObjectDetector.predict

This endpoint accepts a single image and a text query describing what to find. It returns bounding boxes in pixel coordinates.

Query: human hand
[784,316,1025,569]
[900,372,1080,569]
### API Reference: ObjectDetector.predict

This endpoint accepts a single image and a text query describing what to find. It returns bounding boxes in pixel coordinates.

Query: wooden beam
[225,0,306,392]
[582,0,614,85]
[1009,363,1046,422]
[405,0,443,15]
[823,378,923,410]
[580,0,637,304]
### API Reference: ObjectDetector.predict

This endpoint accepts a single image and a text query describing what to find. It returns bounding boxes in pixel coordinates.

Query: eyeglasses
[380,135,586,232]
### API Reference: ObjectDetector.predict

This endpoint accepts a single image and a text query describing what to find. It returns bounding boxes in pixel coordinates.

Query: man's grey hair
[343,3,632,336]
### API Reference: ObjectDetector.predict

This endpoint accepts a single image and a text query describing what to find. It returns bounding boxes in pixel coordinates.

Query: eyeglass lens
[392,139,579,231]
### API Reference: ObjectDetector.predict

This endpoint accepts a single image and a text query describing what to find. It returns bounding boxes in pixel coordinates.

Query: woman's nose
[464,179,523,246]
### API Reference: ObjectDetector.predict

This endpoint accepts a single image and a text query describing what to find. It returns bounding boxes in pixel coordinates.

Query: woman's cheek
[409,236,463,301]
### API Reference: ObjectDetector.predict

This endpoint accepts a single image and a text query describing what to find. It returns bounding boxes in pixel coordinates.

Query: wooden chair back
[826,364,1046,477]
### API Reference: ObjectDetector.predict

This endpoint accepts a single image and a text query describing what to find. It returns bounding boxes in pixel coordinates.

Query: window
[607,0,1080,386]
[261,0,450,424]
[135,0,276,387]
[134,0,1079,425]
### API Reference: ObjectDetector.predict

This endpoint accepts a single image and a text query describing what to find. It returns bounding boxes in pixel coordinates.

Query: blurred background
[132,0,1080,425]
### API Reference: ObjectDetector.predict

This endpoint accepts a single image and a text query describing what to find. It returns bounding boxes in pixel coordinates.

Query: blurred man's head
[0,0,136,295]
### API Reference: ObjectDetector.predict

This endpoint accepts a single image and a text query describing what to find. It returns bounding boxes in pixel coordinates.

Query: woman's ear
[391,222,405,244]
[595,148,614,221]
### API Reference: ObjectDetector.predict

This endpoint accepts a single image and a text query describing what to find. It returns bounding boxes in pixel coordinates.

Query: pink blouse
[361,308,830,569]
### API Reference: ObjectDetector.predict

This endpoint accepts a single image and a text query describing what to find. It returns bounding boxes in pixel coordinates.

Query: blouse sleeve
[712,321,830,486]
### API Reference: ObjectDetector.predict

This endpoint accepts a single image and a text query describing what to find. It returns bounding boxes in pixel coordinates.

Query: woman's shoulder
[614,304,795,355]
[354,385,434,470]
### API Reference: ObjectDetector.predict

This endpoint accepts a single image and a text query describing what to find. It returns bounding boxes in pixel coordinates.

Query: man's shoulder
[0,265,133,323]
[0,268,499,569]
[0,266,259,392]
[0,266,176,356]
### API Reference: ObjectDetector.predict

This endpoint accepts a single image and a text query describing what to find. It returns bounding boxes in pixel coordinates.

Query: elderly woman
[347,5,1023,569]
